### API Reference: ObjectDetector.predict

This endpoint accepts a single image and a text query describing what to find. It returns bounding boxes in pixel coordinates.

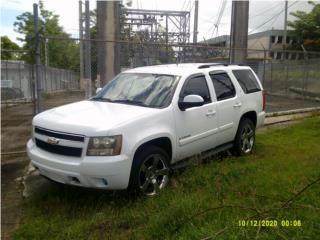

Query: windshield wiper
[112,99,149,107]
[91,97,113,102]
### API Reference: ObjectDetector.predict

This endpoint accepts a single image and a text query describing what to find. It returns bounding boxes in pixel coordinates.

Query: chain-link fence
[2,37,320,112]
[87,39,320,112]
[1,58,79,102]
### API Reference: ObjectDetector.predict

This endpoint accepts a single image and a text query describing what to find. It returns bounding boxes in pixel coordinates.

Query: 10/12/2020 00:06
[238,220,302,227]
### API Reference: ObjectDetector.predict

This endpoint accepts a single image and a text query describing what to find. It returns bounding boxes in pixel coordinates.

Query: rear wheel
[233,118,255,156]
[129,146,170,196]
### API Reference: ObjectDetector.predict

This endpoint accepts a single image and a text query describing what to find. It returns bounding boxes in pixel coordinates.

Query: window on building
[271,36,276,43]
[286,37,290,44]
[270,52,274,58]
[277,36,283,43]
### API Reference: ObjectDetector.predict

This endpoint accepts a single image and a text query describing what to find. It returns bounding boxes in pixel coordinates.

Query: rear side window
[232,70,261,94]
[210,72,236,101]
[181,76,211,103]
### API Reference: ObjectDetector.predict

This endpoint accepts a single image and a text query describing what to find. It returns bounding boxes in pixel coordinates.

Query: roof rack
[197,63,228,69]
[197,63,249,69]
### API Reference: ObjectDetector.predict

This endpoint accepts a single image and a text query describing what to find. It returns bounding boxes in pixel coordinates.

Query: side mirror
[96,88,102,94]
[178,94,204,111]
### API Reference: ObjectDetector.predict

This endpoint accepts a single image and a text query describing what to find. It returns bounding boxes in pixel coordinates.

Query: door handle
[206,110,216,117]
[233,102,242,108]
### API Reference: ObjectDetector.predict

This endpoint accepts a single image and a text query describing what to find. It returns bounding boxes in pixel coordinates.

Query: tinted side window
[181,76,211,103]
[232,70,261,94]
[210,72,236,101]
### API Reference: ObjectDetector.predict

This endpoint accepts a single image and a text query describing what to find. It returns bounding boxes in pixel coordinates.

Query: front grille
[34,126,85,157]
[35,127,84,142]
[35,139,82,157]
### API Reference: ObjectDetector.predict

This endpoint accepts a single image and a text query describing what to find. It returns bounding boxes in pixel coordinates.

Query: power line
[249,1,297,34]
[249,2,283,19]
[206,0,227,39]
[181,0,187,11]
[249,11,283,49]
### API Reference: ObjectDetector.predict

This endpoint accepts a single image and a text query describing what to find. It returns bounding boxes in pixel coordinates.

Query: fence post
[304,58,309,99]
[263,50,266,88]
[285,60,289,95]
[33,3,43,113]
[270,61,273,94]
[18,61,22,92]
[50,68,53,92]
[6,61,8,79]
[301,45,308,100]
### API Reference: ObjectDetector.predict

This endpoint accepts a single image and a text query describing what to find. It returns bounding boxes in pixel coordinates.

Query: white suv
[27,63,265,196]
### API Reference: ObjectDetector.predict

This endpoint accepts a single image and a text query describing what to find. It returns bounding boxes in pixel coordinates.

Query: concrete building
[202,29,302,60]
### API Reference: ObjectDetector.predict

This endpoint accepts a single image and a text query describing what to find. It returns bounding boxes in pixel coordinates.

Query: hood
[33,100,158,136]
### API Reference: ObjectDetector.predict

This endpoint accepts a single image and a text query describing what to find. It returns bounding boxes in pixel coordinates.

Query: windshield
[92,73,179,108]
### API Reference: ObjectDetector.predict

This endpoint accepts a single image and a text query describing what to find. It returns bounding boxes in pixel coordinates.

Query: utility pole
[114,2,120,75]
[79,1,84,90]
[192,0,199,62]
[165,15,168,59]
[33,3,43,114]
[193,0,199,44]
[84,0,91,98]
[97,1,120,86]
[229,0,249,64]
[282,0,288,61]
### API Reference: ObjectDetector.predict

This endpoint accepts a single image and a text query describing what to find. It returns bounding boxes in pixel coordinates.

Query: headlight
[87,135,122,156]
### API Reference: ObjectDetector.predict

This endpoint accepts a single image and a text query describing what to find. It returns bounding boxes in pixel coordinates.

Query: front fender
[131,132,176,163]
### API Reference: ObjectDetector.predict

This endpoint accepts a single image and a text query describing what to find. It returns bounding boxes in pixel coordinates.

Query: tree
[1,36,21,60]
[288,1,320,51]
[14,1,79,70]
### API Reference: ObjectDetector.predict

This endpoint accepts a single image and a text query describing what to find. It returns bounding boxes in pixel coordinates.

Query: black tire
[232,118,255,156]
[128,146,170,196]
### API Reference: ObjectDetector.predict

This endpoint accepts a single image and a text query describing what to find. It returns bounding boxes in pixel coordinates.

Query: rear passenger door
[209,71,241,145]
[232,69,263,113]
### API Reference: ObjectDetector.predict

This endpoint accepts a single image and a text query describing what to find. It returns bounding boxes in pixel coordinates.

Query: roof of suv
[124,63,251,76]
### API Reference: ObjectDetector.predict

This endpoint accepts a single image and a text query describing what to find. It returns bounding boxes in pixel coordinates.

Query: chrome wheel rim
[138,154,169,196]
[241,124,254,153]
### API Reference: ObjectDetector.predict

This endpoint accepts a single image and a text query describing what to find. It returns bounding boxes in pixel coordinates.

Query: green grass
[14,117,320,239]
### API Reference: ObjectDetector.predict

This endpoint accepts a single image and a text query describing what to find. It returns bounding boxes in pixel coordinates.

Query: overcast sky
[0,0,317,46]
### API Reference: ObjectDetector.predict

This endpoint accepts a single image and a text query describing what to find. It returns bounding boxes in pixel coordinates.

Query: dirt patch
[1,158,28,240]
[1,91,85,239]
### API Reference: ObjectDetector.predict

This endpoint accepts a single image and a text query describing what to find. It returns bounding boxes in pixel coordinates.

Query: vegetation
[13,1,79,70]
[14,117,320,239]
[288,2,320,51]
[0,36,21,60]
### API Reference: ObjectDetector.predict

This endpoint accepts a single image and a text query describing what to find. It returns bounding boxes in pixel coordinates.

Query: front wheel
[128,146,170,196]
[232,118,255,156]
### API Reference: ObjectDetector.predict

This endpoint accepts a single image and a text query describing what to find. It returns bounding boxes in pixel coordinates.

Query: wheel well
[240,111,257,127]
[134,137,172,161]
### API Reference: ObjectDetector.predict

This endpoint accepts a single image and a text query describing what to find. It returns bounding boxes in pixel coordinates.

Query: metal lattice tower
[121,8,190,62]
[121,8,191,46]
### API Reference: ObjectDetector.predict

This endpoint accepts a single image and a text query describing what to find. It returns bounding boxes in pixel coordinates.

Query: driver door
[173,74,218,161]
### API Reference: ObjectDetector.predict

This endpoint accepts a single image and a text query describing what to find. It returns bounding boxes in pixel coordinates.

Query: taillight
[262,90,266,111]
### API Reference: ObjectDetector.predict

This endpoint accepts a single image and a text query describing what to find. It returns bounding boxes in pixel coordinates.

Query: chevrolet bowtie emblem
[47,137,60,145]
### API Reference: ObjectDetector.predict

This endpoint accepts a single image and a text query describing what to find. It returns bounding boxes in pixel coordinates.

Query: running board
[170,142,234,170]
